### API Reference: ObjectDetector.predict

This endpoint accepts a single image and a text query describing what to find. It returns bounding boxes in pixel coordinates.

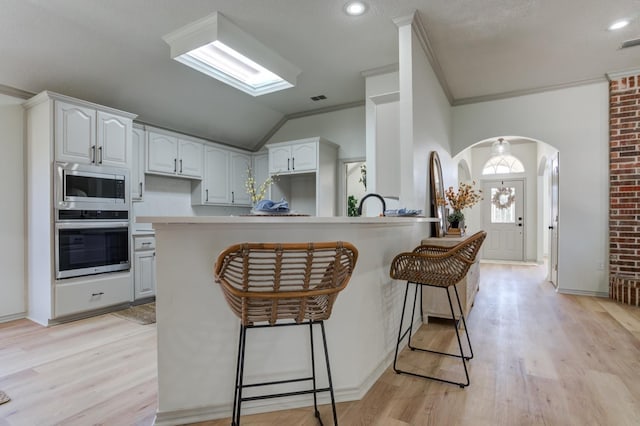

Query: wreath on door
[492,187,515,210]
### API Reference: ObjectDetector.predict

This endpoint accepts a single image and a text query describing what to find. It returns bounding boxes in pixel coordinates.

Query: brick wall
[609,73,640,303]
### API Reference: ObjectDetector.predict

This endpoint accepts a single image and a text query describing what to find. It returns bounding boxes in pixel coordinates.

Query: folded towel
[384,208,422,217]
[254,198,290,212]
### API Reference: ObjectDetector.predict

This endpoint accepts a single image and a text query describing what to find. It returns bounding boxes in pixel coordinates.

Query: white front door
[482,179,525,261]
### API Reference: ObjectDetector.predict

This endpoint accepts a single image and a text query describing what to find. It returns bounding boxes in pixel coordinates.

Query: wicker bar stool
[389,231,486,388]
[214,241,358,426]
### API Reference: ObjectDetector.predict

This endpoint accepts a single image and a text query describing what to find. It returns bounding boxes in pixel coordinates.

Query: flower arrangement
[442,181,482,224]
[245,167,277,205]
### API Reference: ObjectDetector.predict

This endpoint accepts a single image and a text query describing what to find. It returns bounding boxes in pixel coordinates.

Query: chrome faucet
[357,193,386,216]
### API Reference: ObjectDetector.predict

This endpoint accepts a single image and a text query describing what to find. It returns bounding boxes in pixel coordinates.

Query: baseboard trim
[0,312,26,323]
[557,288,609,298]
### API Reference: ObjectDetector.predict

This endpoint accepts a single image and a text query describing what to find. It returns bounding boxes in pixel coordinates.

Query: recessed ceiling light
[609,19,630,31]
[344,1,368,16]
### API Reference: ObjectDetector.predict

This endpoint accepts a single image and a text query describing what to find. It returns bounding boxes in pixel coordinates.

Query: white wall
[0,94,26,321]
[266,106,365,160]
[453,83,609,295]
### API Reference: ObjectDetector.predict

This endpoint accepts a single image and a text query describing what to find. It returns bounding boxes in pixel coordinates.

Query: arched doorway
[453,137,559,271]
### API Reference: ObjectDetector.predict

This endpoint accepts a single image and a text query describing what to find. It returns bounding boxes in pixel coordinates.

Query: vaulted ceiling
[1,0,638,150]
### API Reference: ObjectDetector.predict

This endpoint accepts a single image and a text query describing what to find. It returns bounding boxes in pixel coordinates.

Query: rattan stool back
[215,241,358,326]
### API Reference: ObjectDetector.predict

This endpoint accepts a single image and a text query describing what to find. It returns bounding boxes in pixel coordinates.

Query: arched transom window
[482,155,525,175]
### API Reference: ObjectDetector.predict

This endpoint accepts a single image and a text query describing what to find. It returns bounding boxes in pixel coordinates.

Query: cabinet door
[253,153,269,191]
[290,142,317,172]
[178,140,204,179]
[131,128,145,201]
[230,153,252,205]
[204,146,230,204]
[134,250,156,300]
[55,101,96,164]
[269,146,291,173]
[147,132,178,175]
[97,111,131,167]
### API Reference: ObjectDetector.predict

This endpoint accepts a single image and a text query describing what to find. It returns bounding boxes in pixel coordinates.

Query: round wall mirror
[429,151,446,237]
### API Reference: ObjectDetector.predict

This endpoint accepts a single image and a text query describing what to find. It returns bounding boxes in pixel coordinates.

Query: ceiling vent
[621,38,640,49]
[310,95,327,101]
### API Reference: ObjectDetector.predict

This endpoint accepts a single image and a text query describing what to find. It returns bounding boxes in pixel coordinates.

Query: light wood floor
[2,263,640,425]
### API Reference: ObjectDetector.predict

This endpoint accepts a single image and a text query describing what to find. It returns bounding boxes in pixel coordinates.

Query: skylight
[163,12,300,96]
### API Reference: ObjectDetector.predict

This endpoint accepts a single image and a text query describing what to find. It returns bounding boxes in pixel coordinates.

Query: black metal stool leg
[452,285,474,360]
[407,283,420,350]
[320,321,338,425]
[393,281,411,373]
[445,286,470,387]
[232,325,248,426]
[309,321,322,422]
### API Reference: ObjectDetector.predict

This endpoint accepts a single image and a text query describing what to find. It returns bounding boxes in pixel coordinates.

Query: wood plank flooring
[2,263,640,425]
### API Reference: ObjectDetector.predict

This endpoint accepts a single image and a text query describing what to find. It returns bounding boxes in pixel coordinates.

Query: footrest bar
[241,376,314,388]
[394,367,469,388]
[408,344,472,360]
[241,387,332,402]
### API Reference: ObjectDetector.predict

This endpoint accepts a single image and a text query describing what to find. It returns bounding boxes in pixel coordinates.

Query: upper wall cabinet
[269,140,318,174]
[146,129,203,179]
[192,146,252,206]
[131,127,145,201]
[55,100,133,168]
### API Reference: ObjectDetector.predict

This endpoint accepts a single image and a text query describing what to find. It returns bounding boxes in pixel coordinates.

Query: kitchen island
[137,215,435,425]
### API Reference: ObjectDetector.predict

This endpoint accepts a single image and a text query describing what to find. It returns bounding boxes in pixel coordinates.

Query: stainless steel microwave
[55,162,129,211]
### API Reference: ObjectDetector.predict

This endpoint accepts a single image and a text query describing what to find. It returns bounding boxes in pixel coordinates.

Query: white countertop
[137,215,439,225]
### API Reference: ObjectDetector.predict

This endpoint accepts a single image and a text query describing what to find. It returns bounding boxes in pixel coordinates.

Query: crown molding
[452,76,608,106]
[392,11,453,106]
[606,68,640,81]
[0,84,35,100]
[361,63,399,78]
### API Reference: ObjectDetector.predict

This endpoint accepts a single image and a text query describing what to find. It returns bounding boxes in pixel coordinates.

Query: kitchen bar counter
[138,215,436,425]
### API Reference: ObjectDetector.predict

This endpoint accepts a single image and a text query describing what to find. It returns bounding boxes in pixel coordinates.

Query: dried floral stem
[245,167,278,204]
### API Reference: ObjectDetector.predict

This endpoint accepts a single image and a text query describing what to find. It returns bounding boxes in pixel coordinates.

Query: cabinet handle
[139,182,143,197]
[98,146,103,164]
[206,189,209,202]
[174,158,177,173]
[180,159,183,173]
[142,242,152,246]
[232,191,235,203]
[91,292,104,297]
[91,146,96,163]
[292,157,295,170]
[287,158,290,171]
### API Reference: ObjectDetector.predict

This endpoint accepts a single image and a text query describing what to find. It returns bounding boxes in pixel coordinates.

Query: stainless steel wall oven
[55,210,131,279]
[55,209,130,279]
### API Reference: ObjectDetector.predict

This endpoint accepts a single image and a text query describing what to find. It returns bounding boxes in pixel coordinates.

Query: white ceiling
[1,0,639,150]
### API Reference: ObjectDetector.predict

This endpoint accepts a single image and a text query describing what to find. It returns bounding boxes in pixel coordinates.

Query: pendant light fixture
[491,137,511,157]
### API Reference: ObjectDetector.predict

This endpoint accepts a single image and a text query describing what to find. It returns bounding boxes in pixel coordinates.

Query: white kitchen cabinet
[24,91,137,325]
[133,235,156,300]
[193,146,230,205]
[192,146,253,206]
[131,127,145,201]
[230,152,252,205]
[55,100,132,167]
[252,152,269,189]
[267,137,338,216]
[146,129,203,179]
[268,140,317,174]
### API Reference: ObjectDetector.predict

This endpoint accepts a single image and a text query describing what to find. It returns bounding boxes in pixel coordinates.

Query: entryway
[482,179,525,261]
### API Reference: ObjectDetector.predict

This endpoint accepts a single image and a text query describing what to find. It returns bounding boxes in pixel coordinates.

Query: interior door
[482,179,525,261]
[549,154,559,286]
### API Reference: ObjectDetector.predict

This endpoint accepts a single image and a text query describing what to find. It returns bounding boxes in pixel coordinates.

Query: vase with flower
[245,167,278,212]
[442,181,482,236]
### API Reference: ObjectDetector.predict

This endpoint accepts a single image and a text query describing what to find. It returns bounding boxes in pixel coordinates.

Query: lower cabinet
[420,236,480,321]
[133,235,156,300]
[54,273,132,318]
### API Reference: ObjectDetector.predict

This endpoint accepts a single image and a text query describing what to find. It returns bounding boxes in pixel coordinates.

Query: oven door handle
[55,221,129,229]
